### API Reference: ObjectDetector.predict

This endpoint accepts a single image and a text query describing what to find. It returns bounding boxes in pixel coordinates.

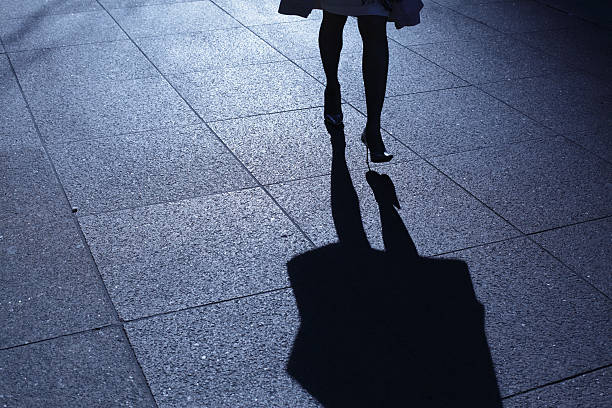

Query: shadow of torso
[286,126,501,407]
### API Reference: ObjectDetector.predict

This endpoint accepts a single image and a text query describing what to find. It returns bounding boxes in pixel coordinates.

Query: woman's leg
[357,15,389,136]
[319,11,347,124]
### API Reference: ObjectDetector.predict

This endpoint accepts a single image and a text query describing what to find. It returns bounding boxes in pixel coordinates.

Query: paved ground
[1,0,611,407]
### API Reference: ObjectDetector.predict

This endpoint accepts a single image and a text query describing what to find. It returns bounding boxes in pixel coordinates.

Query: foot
[361,129,393,163]
[324,82,343,127]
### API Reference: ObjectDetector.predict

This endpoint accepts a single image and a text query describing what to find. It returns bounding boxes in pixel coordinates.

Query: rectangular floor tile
[531,217,612,297]
[109,1,241,38]
[268,159,518,255]
[460,0,585,33]
[125,290,318,407]
[215,0,316,26]
[252,17,362,60]
[135,27,284,74]
[22,75,200,144]
[514,25,612,81]
[209,105,417,185]
[447,238,611,396]
[100,0,189,8]
[49,124,256,215]
[169,60,324,121]
[410,34,568,84]
[565,128,612,163]
[369,86,553,157]
[0,327,154,407]
[79,188,312,320]
[480,71,612,134]
[387,1,498,46]
[0,146,70,225]
[0,219,114,348]
[503,367,611,407]
[431,138,612,233]
[295,40,466,102]
[0,11,126,52]
[0,55,40,152]
[0,0,101,21]
[9,40,158,86]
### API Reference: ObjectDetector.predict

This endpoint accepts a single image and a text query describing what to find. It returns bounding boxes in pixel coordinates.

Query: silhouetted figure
[286,125,502,407]
[279,1,424,162]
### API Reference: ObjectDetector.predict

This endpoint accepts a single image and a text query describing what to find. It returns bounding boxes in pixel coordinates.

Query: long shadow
[286,125,502,407]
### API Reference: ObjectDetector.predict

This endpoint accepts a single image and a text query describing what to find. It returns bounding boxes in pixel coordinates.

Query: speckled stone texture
[444,238,611,397]
[168,60,324,121]
[0,0,101,21]
[503,367,611,407]
[369,86,553,157]
[79,188,312,320]
[0,219,113,348]
[0,11,126,52]
[21,75,200,144]
[409,33,568,84]
[48,124,256,215]
[0,327,155,407]
[267,159,518,255]
[296,40,466,102]
[480,71,612,134]
[458,1,584,33]
[387,1,498,46]
[213,0,315,26]
[431,137,612,233]
[564,127,612,163]
[9,40,158,86]
[135,27,284,74]
[209,106,416,185]
[125,290,319,407]
[532,218,612,297]
[109,1,241,38]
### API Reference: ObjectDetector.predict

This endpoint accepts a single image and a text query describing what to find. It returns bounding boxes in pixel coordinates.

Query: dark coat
[278,0,424,28]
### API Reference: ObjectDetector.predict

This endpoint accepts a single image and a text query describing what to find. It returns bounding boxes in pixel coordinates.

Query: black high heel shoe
[324,83,343,127]
[361,129,393,163]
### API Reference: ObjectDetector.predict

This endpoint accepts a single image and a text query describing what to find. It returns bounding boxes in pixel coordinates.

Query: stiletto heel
[361,129,393,163]
[324,83,343,127]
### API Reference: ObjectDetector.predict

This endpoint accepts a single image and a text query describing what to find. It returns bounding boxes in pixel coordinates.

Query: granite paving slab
[0,0,101,21]
[79,188,312,320]
[135,27,284,74]
[564,128,612,163]
[22,75,200,144]
[447,238,611,396]
[0,11,126,52]
[9,40,158,87]
[213,0,316,26]
[0,55,40,152]
[49,124,256,215]
[503,367,611,407]
[531,217,612,297]
[0,219,113,349]
[367,86,553,157]
[480,71,612,134]
[209,105,416,185]
[387,0,498,46]
[125,290,318,407]
[267,159,518,255]
[251,17,362,60]
[0,146,70,225]
[431,137,612,233]
[295,40,466,102]
[0,327,154,407]
[458,0,585,33]
[109,1,241,38]
[100,0,190,8]
[514,25,612,81]
[169,60,324,122]
[409,33,568,84]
